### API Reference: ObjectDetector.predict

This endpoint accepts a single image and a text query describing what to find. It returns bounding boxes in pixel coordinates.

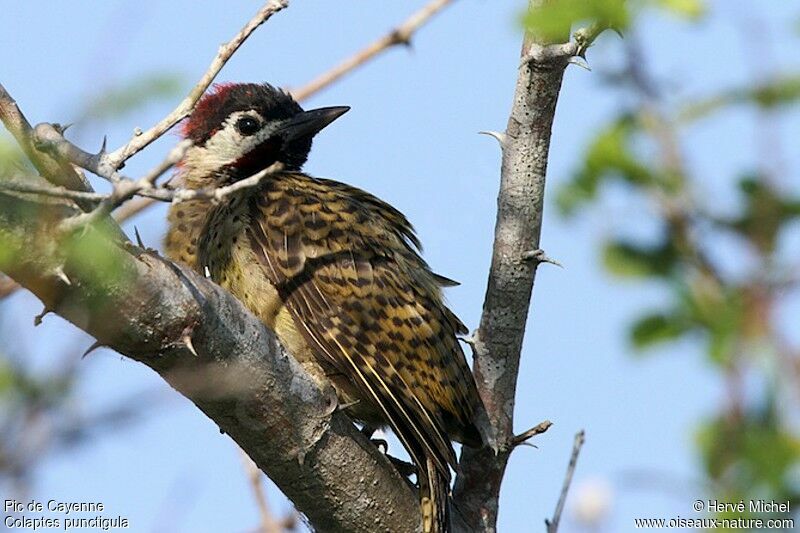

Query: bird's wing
[244,175,480,473]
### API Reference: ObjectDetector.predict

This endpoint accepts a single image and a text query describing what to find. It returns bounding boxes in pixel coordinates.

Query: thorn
[182,334,198,357]
[521,249,563,268]
[479,130,507,147]
[53,266,72,285]
[203,266,212,279]
[82,340,105,359]
[337,399,360,412]
[99,135,108,155]
[568,56,591,71]
[391,29,412,48]
[34,307,52,326]
[54,122,74,134]
[512,420,553,447]
[134,226,145,248]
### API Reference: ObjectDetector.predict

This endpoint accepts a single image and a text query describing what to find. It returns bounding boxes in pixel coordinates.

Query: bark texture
[0,192,418,533]
[451,7,572,531]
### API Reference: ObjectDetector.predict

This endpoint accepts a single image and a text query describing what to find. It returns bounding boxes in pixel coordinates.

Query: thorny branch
[520,21,611,66]
[0,0,465,298]
[0,0,292,297]
[102,0,289,172]
[290,0,456,101]
[2,1,417,530]
[452,2,609,530]
[4,123,285,233]
[1,0,609,530]
[0,86,92,198]
[0,189,419,532]
[101,0,458,226]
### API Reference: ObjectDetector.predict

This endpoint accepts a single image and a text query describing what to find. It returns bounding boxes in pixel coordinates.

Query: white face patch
[182,110,287,180]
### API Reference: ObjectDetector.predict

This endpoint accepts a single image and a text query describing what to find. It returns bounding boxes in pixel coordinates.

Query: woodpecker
[164,83,487,532]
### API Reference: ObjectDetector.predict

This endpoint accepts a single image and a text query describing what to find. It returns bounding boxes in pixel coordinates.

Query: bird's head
[180,83,349,186]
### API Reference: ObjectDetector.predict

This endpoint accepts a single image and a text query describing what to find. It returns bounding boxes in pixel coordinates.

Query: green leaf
[716,174,800,253]
[678,283,743,365]
[522,0,630,41]
[602,238,678,278]
[557,117,655,215]
[696,403,800,506]
[629,311,691,349]
[655,0,706,19]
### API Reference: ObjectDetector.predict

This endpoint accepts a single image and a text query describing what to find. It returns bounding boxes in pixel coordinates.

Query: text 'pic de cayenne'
[163,83,492,533]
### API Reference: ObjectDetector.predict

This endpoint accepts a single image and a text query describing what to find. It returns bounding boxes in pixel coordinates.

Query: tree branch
[452,3,609,530]
[0,191,418,533]
[240,449,296,533]
[102,0,457,226]
[545,430,586,533]
[290,0,455,102]
[101,0,289,173]
[0,86,92,199]
[1,2,422,528]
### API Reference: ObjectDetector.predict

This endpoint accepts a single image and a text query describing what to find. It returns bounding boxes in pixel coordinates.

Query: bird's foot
[387,456,417,479]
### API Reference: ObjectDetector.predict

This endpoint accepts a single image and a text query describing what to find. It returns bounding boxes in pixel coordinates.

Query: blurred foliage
[680,75,800,123]
[78,72,183,123]
[553,1,800,526]
[523,0,706,41]
[0,136,32,178]
[0,72,176,495]
[0,353,79,491]
[697,403,800,517]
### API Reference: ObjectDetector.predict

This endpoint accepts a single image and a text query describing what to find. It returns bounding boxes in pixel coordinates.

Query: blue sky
[2,1,798,531]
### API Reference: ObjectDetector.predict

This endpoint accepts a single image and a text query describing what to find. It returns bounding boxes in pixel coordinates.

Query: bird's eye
[235,116,260,136]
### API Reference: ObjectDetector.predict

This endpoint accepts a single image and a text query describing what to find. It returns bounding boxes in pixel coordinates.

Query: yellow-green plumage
[164,83,485,533]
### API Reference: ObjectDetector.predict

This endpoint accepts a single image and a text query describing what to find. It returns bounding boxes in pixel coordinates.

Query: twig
[0,160,285,232]
[0,178,105,203]
[101,0,289,174]
[241,449,284,533]
[178,162,285,201]
[58,140,193,233]
[104,0,457,225]
[0,84,94,201]
[112,197,162,224]
[520,22,611,66]
[290,0,455,101]
[545,430,586,533]
[0,188,419,531]
[511,420,553,447]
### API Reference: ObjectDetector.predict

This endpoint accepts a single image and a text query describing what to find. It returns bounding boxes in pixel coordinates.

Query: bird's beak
[280,106,350,141]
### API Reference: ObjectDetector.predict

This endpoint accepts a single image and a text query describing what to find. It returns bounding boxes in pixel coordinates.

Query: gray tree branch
[0,0,609,530]
[290,0,456,101]
[452,2,607,530]
[0,191,418,533]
